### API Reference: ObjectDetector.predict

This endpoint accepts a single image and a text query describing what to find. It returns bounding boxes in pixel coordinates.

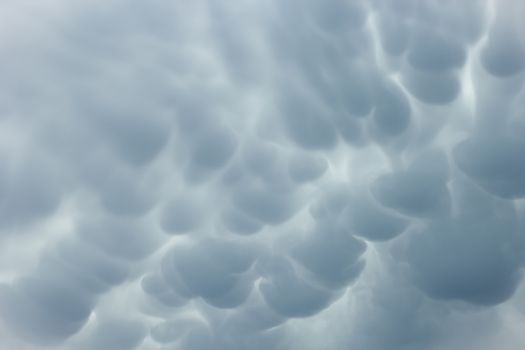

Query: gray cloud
[80,317,146,350]
[454,137,525,199]
[1,0,525,349]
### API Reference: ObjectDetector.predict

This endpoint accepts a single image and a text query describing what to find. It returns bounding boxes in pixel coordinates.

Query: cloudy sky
[1,0,525,349]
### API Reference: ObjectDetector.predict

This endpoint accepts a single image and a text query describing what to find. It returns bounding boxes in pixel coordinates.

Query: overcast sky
[1,0,525,349]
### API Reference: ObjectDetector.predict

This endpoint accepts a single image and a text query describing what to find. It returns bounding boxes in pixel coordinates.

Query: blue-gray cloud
[1,0,525,349]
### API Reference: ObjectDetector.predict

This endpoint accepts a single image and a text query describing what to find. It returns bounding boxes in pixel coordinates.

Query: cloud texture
[1,0,525,349]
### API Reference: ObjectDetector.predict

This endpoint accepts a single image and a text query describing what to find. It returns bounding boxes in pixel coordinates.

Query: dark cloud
[401,68,461,105]
[97,173,157,218]
[76,215,161,261]
[287,153,328,184]
[371,169,450,219]
[231,184,298,225]
[221,208,263,235]
[159,196,201,234]
[161,239,256,308]
[375,13,410,56]
[45,239,130,295]
[141,273,187,308]
[342,191,409,241]
[308,0,367,33]
[259,255,336,318]
[481,23,525,78]
[280,91,338,150]
[189,124,238,170]
[406,29,466,72]
[454,137,525,199]
[334,114,368,146]
[0,278,94,345]
[371,79,411,138]
[88,109,171,167]
[0,154,63,231]
[291,225,366,289]
[406,215,524,305]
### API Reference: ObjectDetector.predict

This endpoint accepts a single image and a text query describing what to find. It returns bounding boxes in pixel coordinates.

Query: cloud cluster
[1,0,525,349]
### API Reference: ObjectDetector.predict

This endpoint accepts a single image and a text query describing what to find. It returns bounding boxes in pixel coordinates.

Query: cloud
[0,277,95,345]
[259,255,336,318]
[481,20,525,77]
[406,216,523,305]
[80,317,146,350]
[371,79,411,138]
[454,137,525,199]
[342,190,409,241]
[406,29,466,72]
[160,239,256,309]
[371,156,451,220]
[0,153,63,231]
[1,0,525,349]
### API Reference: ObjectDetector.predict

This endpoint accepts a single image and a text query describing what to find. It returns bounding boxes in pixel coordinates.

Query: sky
[1,0,525,349]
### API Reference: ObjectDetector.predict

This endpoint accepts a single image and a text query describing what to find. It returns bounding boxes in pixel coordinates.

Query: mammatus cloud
[1,0,525,349]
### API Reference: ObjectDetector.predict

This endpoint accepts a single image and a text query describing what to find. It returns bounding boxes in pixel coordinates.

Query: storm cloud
[1,0,525,349]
